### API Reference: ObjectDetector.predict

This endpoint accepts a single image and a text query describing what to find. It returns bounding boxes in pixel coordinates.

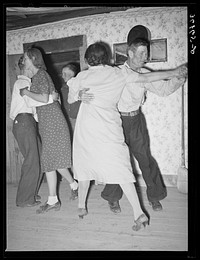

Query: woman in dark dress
[20,48,78,214]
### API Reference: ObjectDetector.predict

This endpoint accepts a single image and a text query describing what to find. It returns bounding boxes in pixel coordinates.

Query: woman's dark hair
[62,62,80,76]
[84,42,110,66]
[25,47,47,70]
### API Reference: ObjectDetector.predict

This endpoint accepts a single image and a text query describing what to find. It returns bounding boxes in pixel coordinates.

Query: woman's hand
[19,87,29,97]
[52,90,59,101]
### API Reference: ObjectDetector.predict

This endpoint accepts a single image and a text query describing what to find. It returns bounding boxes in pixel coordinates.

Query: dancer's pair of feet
[35,188,78,214]
[78,206,149,231]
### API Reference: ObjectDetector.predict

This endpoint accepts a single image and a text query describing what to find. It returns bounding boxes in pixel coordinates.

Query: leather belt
[16,113,33,117]
[120,109,140,117]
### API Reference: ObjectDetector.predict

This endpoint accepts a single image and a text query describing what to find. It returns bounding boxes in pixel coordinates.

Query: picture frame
[113,38,167,65]
[150,38,167,62]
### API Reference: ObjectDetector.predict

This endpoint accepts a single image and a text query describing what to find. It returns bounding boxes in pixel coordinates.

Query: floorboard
[5,180,188,252]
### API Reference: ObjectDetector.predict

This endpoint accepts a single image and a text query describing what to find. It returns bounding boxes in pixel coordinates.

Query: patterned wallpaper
[6,6,188,177]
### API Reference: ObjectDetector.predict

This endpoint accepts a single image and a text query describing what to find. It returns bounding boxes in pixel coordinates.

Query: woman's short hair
[84,42,110,66]
[25,47,47,70]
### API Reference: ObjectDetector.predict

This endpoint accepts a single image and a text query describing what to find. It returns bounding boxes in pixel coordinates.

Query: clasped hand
[19,87,28,96]
[176,64,188,78]
[52,90,59,101]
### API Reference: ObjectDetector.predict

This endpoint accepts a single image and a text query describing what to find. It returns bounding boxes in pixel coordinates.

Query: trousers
[13,114,43,206]
[101,109,167,203]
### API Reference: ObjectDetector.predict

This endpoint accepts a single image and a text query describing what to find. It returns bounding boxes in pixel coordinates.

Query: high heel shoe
[132,214,149,231]
[78,208,88,219]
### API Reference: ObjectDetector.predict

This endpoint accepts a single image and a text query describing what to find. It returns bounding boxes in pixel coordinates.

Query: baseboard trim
[137,174,178,187]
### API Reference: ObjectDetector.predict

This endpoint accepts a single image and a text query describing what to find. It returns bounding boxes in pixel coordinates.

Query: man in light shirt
[10,56,57,207]
[101,26,187,213]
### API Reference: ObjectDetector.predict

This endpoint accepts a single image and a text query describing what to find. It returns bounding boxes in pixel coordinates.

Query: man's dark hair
[62,62,80,76]
[18,56,24,71]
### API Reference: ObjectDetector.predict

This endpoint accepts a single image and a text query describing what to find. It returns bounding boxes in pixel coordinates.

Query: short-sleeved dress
[30,69,71,173]
[68,65,139,184]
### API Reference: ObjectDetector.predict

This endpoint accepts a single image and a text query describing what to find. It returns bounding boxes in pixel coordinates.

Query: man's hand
[173,76,186,85]
[52,90,59,101]
[19,87,28,97]
[176,64,188,78]
[78,88,94,103]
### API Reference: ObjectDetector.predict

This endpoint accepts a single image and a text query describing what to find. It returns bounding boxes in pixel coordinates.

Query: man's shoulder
[14,76,31,89]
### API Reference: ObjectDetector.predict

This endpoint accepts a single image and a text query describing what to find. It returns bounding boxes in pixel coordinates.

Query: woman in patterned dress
[20,48,78,214]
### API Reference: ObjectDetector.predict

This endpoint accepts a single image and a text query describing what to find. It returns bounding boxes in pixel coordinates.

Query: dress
[68,65,138,184]
[30,69,71,172]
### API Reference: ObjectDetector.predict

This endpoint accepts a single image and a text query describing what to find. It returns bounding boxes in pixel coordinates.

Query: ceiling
[6,6,132,31]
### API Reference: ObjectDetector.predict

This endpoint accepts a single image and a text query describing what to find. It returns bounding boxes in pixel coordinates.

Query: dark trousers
[13,114,43,206]
[101,110,167,203]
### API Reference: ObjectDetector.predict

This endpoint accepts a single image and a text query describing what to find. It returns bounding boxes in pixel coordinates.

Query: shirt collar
[17,75,31,83]
[124,61,142,73]
[89,65,107,70]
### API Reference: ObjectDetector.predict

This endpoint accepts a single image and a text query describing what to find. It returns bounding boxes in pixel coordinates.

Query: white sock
[47,196,58,205]
[70,181,78,190]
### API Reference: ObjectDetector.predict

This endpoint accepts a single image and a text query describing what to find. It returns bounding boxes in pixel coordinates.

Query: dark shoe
[78,208,88,219]
[108,201,121,214]
[17,201,41,207]
[35,195,41,201]
[36,201,61,214]
[132,214,149,231]
[70,188,78,200]
[149,201,163,211]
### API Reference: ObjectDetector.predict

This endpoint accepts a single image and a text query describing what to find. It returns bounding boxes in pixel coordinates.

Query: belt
[120,109,140,117]
[16,113,33,118]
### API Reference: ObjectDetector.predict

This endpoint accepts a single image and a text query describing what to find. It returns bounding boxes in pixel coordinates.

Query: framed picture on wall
[113,43,128,65]
[149,38,167,62]
[113,38,167,65]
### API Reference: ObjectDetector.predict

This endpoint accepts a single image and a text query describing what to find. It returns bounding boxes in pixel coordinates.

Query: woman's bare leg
[46,171,57,196]
[57,168,75,184]
[78,180,90,209]
[120,182,144,220]
[45,170,59,205]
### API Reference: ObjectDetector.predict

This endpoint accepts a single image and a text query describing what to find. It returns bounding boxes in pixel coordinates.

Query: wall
[6,6,188,184]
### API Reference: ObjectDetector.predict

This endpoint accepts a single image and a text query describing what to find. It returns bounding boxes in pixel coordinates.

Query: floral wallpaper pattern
[6,7,188,179]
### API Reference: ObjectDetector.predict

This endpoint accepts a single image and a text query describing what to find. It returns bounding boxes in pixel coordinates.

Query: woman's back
[76,65,125,109]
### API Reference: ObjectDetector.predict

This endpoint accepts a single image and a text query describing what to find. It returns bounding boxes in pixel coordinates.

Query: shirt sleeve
[144,77,186,96]
[23,94,54,107]
[67,76,82,104]
[17,79,30,89]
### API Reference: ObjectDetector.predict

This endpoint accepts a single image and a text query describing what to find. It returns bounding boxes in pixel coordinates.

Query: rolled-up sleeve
[144,77,186,96]
[67,76,81,104]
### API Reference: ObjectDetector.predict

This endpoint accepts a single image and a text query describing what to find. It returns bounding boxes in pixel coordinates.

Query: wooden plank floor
[6,180,188,251]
